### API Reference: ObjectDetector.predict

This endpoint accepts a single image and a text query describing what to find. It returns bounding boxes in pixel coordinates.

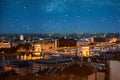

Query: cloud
[45,0,66,13]
[42,0,120,14]
[79,0,120,8]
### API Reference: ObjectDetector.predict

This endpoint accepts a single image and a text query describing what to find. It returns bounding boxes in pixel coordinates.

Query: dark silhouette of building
[91,37,106,43]
[58,38,77,47]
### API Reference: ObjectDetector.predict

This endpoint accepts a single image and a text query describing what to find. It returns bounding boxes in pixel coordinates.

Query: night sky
[0,0,120,33]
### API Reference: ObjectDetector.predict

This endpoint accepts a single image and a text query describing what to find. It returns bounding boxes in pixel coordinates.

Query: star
[27,27,30,30]
[63,0,66,2]
[48,20,52,24]
[23,6,26,9]
[77,16,80,20]
[87,9,91,12]
[48,9,52,12]
[77,16,80,18]
[100,18,107,23]
[118,20,120,23]
[55,22,58,25]
[116,16,120,23]
[43,24,46,26]
[65,14,68,17]
[63,19,66,23]
[16,19,19,22]
[22,25,26,28]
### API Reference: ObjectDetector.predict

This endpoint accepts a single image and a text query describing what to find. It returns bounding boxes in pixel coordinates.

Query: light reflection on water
[17,54,42,60]
[0,53,42,61]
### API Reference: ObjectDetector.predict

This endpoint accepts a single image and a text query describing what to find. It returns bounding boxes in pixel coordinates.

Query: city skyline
[0,0,120,33]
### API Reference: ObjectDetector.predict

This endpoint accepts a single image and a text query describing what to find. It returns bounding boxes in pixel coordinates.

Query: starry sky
[0,0,120,33]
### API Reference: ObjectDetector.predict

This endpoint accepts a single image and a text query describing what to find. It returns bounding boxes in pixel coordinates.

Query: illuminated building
[17,47,26,53]
[42,40,55,51]
[0,41,11,48]
[32,40,56,52]
[109,38,117,43]
[32,43,42,54]
[20,35,24,40]
[33,44,41,53]
[82,46,90,56]
[54,39,58,49]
